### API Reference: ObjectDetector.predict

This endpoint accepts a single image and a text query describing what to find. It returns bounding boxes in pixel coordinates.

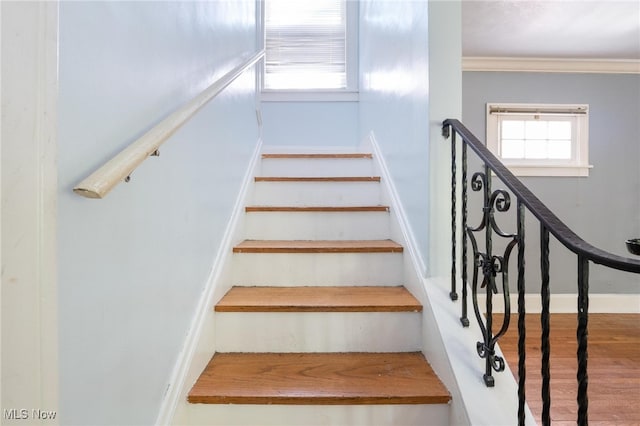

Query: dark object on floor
[626,238,640,255]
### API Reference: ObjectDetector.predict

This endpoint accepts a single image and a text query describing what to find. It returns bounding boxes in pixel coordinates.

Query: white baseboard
[155,139,263,426]
[477,293,640,314]
[365,132,427,278]
[365,133,477,425]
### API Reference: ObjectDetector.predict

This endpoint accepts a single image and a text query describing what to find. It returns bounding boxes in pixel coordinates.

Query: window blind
[264,0,347,90]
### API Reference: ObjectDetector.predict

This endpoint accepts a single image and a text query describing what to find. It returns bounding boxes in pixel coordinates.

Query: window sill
[260,90,359,102]
[502,164,593,177]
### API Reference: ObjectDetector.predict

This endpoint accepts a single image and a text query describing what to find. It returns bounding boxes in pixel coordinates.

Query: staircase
[186,151,451,425]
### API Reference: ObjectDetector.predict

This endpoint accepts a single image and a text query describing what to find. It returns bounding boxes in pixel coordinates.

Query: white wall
[359,0,431,272]
[57,2,258,424]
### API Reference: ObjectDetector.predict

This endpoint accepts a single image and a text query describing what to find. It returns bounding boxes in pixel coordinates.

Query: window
[261,0,358,101]
[486,103,591,177]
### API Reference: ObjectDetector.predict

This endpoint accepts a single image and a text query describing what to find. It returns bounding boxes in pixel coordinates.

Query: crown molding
[463,57,640,74]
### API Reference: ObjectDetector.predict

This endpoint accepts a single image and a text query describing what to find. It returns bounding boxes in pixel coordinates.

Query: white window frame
[486,103,591,177]
[260,0,359,102]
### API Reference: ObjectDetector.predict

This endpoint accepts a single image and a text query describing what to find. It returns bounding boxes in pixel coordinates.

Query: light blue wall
[359,0,431,270]
[57,2,258,424]
[463,71,640,293]
[261,101,359,146]
[426,1,462,276]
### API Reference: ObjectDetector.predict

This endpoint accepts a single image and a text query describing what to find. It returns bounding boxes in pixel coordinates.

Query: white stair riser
[232,253,403,286]
[253,181,382,206]
[186,404,449,426]
[260,158,375,177]
[244,211,390,240]
[216,312,421,352]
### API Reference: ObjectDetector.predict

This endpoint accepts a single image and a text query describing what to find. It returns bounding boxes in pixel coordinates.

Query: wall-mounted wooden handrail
[73,49,265,199]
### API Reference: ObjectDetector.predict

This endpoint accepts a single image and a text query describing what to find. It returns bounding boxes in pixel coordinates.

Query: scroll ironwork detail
[466,171,518,386]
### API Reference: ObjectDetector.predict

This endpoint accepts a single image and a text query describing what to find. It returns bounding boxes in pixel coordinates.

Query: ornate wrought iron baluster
[461,141,469,326]
[443,118,640,426]
[540,225,551,426]
[483,165,495,386]
[467,170,515,386]
[577,255,589,426]
[451,130,458,301]
[517,200,527,426]
[467,172,489,381]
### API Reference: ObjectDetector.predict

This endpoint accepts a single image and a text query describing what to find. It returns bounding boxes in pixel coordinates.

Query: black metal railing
[442,119,640,426]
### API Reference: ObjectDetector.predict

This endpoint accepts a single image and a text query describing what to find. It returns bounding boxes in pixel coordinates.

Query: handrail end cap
[73,187,103,199]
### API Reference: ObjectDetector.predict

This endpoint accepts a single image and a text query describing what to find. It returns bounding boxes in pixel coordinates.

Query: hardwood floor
[499,314,640,425]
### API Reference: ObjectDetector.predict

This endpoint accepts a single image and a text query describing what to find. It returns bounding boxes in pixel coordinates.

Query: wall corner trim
[463,57,640,74]
[1,0,60,418]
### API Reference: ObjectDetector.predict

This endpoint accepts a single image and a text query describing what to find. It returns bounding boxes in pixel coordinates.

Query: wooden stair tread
[216,286,422,312]
[233,239,403,253]
[262,153,373,159]
[255,176,380,182]
[187,352,451,405]
[245,205,389,212]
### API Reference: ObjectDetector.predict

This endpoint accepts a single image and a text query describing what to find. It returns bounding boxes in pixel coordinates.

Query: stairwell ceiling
[462,0,640,60]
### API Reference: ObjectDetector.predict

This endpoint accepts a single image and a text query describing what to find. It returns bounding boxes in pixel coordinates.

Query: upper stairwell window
[262,0,358,101]
[486,103,591,177]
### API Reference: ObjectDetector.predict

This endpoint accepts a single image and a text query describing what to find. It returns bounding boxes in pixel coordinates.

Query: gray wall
[463,71,640,294]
